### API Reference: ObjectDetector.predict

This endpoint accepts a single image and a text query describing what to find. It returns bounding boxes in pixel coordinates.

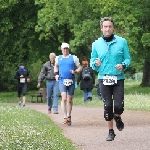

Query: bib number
[20,78,25,83]
[63,79,73,86]
[103,76,117,85]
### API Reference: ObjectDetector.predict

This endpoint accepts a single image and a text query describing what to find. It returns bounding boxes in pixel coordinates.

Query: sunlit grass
[125,93,150,111]
[0,103,78,150]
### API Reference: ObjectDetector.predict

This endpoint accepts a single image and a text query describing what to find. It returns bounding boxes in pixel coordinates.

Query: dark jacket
[77,66,95,90]
[38,61,55,84]
[14,69,30,84]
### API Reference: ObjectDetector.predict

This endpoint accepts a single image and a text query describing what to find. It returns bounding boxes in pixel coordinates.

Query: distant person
[77,59,95,102]
[37,53,59,114]
[90,17,131,141]
[14,63,30,106]
[54,43,82,126]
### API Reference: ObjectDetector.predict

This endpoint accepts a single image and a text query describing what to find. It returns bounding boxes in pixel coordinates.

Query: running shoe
[114,115,124,131]
[106,132,116,141]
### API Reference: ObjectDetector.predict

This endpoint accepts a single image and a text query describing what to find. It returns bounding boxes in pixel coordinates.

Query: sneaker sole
[106,134,116,141]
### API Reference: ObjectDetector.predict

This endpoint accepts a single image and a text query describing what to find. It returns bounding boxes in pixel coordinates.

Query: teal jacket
[90,35,131,80]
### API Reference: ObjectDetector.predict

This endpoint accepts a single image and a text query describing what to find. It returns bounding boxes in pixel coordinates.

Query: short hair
[100,17,114,27]
[49,52,56,57]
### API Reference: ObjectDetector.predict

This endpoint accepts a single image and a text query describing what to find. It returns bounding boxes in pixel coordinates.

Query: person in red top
[77,58,95,102]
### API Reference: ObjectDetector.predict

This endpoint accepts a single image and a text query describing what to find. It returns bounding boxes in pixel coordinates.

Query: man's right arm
[14,71,20,79]
[90,42,100,72]
[37,66,46,88]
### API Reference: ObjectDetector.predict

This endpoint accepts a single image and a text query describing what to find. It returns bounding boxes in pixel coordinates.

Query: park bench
[30,88,46,103]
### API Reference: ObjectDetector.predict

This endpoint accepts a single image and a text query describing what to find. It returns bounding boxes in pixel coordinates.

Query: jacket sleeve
[14,71,20,79]
[37,66,46,84]
[122,39,131,71]
[90,41,100,72]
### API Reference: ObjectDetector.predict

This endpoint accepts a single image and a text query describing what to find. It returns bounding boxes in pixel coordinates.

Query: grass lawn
[0,103,79,150]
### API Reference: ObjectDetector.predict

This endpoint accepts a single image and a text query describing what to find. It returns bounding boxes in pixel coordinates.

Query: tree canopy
[0,0,150,91]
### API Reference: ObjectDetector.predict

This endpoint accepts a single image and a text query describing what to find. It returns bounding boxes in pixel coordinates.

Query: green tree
[1,0,150,91]
[0,0,42,91]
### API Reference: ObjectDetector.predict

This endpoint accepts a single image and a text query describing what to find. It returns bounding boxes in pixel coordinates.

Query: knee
[68,99,73,104]
[114,101,124,115]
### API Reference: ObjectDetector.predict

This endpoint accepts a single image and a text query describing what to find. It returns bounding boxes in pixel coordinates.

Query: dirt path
[26,103,150,150]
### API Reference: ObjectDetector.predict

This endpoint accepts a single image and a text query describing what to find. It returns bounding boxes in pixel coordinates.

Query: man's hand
[20,75,24,78]
[55,75,59,82]
[70,70,76,74]
[115,64,123,71]
[37,83,40,88]
[95,58,101,66]
[27,78,30,82]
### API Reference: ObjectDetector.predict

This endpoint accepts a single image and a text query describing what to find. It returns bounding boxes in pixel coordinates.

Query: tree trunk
[140,59,150,87]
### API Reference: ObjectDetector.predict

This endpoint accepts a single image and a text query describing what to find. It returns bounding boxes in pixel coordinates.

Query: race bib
[63,79,73,86]
[103,76,117,85]
[20,78,25,83]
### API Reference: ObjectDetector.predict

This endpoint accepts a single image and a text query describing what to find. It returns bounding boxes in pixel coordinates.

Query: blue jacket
[90,35,131,80]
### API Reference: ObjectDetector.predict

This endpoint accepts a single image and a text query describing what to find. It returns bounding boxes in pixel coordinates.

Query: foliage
[1,0,150,91]
[35,0,150,71]
[0,103,78,150]
[29,59,46,90]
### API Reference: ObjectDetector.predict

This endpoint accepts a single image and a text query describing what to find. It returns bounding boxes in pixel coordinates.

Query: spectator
[77,59,95,102]
[37,53,59,114]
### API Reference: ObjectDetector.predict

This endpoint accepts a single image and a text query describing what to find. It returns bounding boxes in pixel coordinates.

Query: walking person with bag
[90,17,131,141]
[37,53,59,114]
[77,59,95,102]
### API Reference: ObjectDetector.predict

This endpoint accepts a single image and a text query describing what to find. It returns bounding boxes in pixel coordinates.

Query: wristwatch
[122,62,126,68]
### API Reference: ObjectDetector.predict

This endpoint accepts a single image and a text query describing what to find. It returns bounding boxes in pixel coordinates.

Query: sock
[109,129,114,133]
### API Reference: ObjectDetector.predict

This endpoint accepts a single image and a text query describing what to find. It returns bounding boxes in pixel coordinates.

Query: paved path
[26,103,150,150]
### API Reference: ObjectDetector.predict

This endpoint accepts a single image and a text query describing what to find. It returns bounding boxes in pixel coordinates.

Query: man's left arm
[73,56,82,73]
[122,39,131,70]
